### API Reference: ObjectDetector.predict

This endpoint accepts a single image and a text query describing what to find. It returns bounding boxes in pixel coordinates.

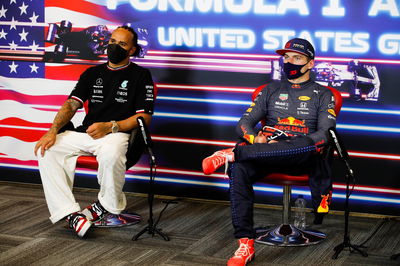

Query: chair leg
[282,185,291,225]
[255,185,326,246]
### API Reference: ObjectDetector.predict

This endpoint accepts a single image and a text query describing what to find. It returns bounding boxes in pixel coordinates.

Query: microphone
[137,116,155,165]
[328,127,353,176]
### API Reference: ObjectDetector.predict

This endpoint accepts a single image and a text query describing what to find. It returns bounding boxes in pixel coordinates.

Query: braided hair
[117,25,141,57]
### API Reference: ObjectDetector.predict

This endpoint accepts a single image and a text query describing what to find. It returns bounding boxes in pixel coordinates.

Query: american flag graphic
[0,0,104,165]
[1,0,45,165]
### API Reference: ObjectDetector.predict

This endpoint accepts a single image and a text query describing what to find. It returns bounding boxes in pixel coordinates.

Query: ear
[308,59,315,69]
[129,46,136,57]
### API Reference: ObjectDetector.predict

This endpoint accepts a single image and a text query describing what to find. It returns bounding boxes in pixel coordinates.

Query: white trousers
[37,130,130,223]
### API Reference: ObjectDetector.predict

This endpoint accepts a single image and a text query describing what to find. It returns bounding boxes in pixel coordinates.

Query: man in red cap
[202,38,336,265]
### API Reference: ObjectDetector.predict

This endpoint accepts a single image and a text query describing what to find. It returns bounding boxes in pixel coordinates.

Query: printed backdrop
[0,0,399,215]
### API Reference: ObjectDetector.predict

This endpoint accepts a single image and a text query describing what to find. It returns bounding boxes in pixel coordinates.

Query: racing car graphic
[272,59,381,102]
[313,60,380,102]
[45,20,149,62]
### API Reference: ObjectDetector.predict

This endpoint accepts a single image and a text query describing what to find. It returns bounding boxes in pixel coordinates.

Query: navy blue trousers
[228,136,332,239]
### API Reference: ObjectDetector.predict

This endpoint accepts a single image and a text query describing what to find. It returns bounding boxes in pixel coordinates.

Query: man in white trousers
[34,26,155,237]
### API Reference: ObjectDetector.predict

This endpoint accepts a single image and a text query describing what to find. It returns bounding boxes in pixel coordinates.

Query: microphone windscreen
[137,116,153,147]
[328,127,348,160]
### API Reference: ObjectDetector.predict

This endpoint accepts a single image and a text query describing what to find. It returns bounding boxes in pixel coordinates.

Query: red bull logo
[278,116,305,126]
[291,84,300,88]
[240,125,255,144]
[276,117,308,134]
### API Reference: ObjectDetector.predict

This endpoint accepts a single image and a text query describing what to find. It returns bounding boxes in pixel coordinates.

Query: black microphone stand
[330,128,367,259]
[133,118,170,241]
[332,164,367,259]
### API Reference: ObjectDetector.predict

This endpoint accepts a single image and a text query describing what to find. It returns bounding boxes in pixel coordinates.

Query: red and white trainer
[202,148,234,175]
[81,201,108,222]
[66,212,92,237]
[227,238,255,266]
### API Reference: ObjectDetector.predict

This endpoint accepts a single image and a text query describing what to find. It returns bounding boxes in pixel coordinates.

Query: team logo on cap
[293,43,305,49]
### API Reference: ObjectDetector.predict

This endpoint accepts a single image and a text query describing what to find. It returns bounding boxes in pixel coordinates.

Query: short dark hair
[117,25,141,57]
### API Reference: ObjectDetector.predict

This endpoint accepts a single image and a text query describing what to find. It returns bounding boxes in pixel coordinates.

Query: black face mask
[107,44,129,64]
[283,62,310,80]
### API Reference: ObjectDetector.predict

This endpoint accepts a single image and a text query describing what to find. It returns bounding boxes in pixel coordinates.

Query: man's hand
[254,131,278,144]
[86,122,112,139]
[254,131,268,143]
[34,131,57,157]
[33,98,81,156]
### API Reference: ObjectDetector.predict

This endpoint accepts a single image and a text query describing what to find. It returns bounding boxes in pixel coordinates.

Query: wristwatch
[111,120,119,133]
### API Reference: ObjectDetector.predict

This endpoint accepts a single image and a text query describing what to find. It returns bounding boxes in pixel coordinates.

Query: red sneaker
[202,148,234,175]
[227,238,255,266]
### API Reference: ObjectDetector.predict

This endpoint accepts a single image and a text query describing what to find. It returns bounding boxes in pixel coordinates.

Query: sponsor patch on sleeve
[328,109,336,117]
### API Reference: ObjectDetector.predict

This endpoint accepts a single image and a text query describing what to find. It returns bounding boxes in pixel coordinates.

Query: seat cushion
[76,156,98,170]
[259,173,309,186]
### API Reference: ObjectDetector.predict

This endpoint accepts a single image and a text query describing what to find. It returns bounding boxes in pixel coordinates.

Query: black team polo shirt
[68,62,155,133]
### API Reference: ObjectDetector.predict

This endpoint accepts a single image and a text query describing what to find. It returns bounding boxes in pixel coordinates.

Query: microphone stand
[332,164,367,259]
[330,128,367,259]
[133,118,170,241]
